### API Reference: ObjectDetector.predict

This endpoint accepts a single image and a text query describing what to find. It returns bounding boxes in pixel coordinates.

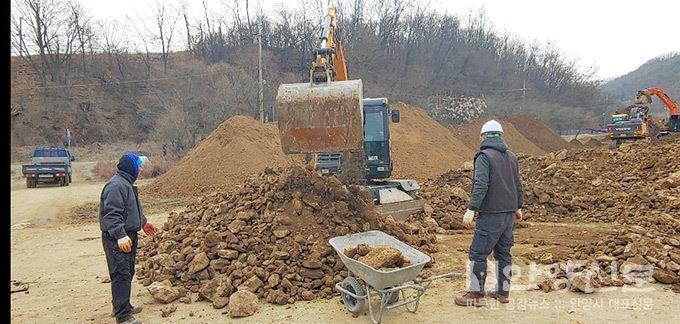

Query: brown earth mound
[390,103,473,180]
[450,117,545,156]
[584,137,604,147]
[137,166,437,307]
[568,138,586,149]
[141,116,299,198]
[502,114,570,152]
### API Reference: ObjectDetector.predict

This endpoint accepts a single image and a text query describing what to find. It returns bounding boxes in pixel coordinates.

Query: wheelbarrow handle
[414,272,463,286]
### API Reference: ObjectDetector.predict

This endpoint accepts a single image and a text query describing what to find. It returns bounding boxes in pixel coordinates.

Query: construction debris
[137,166,436,308]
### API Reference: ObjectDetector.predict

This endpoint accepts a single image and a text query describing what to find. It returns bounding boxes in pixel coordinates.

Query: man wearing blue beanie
[99,152,156,324]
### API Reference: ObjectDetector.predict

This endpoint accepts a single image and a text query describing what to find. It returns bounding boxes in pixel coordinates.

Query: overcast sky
[77,0,680,80]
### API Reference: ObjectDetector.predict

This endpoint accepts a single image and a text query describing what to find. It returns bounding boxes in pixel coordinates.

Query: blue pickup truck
[22,147,74,188]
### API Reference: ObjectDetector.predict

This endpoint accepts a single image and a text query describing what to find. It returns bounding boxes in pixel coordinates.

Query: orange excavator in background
[634,87,680,134]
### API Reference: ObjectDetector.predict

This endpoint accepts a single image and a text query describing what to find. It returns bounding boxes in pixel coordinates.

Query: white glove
[515,209,523,224]
[463,209,476,228]
[117,236,132,253]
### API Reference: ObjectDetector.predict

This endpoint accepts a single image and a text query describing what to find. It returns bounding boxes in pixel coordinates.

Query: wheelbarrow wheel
[340,277,365,315]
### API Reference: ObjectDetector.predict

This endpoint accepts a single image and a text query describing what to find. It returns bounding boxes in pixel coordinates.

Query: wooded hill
[11,0,605,149]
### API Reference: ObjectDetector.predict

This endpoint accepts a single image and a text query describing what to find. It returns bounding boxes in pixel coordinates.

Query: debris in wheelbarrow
[344,244,412,269]
[330,230,462,324]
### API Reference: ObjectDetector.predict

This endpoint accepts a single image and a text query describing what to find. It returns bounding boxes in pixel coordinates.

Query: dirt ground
[10,163,679,323]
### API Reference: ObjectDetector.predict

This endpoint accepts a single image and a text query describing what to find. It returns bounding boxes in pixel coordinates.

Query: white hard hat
[480,120,504,135]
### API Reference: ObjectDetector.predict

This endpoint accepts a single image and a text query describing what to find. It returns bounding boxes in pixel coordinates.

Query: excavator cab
[363,98,394,180]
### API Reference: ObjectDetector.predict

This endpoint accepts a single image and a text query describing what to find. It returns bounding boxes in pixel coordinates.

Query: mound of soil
[137,166,437,307]
[141,116,299,198]
[502,114,570,152]
[450,117,545,156]
[390,103,474,180]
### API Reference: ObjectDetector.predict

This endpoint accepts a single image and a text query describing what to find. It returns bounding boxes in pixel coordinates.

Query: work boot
[487,291,509,304]
[111,305,142,317]
[116,316,141,324]
[454,291,486,307]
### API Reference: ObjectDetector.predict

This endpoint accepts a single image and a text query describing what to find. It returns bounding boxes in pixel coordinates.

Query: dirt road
[10,165,679,323]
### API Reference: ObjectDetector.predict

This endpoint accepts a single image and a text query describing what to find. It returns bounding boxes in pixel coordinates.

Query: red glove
[143,222,156,236]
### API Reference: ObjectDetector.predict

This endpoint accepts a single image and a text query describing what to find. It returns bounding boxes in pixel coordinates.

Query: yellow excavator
[275,6,424,220]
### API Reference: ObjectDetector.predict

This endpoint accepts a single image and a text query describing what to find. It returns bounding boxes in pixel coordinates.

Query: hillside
[601,53,680,115]
[10,1,605,149]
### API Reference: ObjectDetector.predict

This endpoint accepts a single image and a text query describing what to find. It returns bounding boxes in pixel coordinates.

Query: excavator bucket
[276,80,364,154]
[635,93,652,105]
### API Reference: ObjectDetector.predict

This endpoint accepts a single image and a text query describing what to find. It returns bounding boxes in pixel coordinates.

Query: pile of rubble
[521,139,680,234]
[532,227,680,293]
[417,167,473,231]
[136,166,437,309]
[414,135,680,292]
[417,137,680,235]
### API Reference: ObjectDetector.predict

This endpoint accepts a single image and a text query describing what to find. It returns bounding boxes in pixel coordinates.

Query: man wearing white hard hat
[455,120,524,307]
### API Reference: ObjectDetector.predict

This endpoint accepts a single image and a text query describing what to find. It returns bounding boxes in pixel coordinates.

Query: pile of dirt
[450,118,545,156]
[417,167,474,231]
[526,226,680,292]
[141,116,299,198]
[568,139,586,149]
[520,139,680,234]
[584,137,604,147]
[418,136,680,235]
[503,114,571,152]
[344,244,411,270]
[417,136,680,290]
[136,166,437,308]
[390,103,474,180]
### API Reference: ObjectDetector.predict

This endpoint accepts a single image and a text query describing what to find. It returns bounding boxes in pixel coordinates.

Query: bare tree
[69,1,94,75]
[11,0,77,85]
[180,0,191,52]
[151,1,180,74]
[96,19,130,78]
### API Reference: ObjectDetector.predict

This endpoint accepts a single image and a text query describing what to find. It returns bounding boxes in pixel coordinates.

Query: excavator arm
[636,87,679,116]
[635,87,680,132]
[311,6,348,83]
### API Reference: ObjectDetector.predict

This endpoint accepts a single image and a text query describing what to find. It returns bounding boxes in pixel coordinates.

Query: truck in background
[22,147,74,188]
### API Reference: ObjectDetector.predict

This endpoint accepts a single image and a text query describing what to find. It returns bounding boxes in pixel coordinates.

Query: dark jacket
[99,170,147,239]
[468,136,524,213]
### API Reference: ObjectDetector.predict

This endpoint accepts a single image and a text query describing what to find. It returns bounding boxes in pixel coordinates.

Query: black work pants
[102,231,138,323]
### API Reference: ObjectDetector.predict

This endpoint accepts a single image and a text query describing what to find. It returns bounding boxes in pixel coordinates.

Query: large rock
[228,290,259,318]
[238,275,263,293]
[199,276,234,302]
[147,280,181,303]
[652,268,680,284]
[569,270,598,293]
[188,252,210,274]
[266,289,289,305]
[299,268,325,280]
[218,249,239,259]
